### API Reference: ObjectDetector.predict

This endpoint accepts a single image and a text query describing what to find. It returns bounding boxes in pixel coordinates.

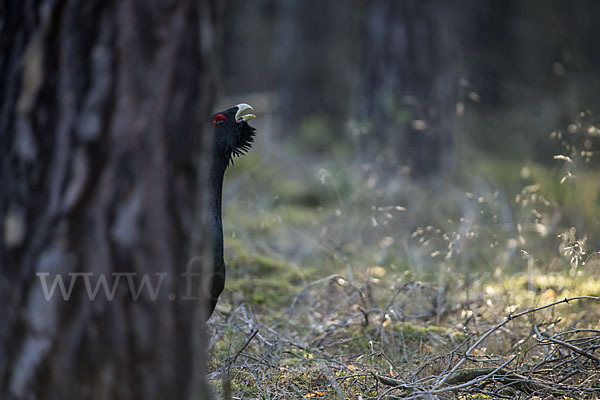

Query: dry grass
[208,270,600,399]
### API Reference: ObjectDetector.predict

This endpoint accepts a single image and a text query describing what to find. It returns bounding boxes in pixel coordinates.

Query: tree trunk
[0,1,216,399]
[273,0,362,136]
[363,0,462,177]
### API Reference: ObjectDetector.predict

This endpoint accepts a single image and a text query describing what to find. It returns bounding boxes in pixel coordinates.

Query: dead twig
[535,325,600,366]
[222,329,259,400]
[434,296,600,389]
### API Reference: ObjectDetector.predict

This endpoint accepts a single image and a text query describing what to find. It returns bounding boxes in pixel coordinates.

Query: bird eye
[213,114,227,127]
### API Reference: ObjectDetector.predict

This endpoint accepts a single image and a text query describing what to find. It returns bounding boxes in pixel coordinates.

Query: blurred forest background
[210,2,600,395]
[219,0,600,169]
[214,0,600,287]
[209,0,600,398]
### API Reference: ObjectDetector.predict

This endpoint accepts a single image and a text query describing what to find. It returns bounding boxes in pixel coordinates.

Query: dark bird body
[207,103,256,317]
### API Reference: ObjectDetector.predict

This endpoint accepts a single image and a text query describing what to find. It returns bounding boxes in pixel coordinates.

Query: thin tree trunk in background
[363,0,461,177]
[273,0,362,136]
[0,1,216,399]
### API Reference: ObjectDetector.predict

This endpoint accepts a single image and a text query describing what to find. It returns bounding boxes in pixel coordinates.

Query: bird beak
[235,103,256,123]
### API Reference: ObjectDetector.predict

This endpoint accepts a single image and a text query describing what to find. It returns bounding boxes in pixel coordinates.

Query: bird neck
[210,160,227,264]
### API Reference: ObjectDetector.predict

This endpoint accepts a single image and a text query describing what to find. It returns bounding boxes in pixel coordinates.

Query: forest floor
[207,118,600,399]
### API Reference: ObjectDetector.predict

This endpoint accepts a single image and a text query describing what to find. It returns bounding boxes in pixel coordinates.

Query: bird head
[211,103,256,166]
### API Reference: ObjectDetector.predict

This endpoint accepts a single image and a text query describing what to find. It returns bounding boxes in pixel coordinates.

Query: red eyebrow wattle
[212,114,227,126]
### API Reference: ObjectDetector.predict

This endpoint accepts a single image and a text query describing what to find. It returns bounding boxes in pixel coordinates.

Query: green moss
[393,322,448,340]
[296,114,352,159]
[222,237,309,308]
[272,179,329,207]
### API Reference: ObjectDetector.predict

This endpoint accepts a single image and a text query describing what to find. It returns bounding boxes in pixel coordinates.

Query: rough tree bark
[0,1,217,399]
[363,0,462,177]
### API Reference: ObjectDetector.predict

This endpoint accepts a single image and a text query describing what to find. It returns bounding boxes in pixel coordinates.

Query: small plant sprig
[551,110,600,183]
